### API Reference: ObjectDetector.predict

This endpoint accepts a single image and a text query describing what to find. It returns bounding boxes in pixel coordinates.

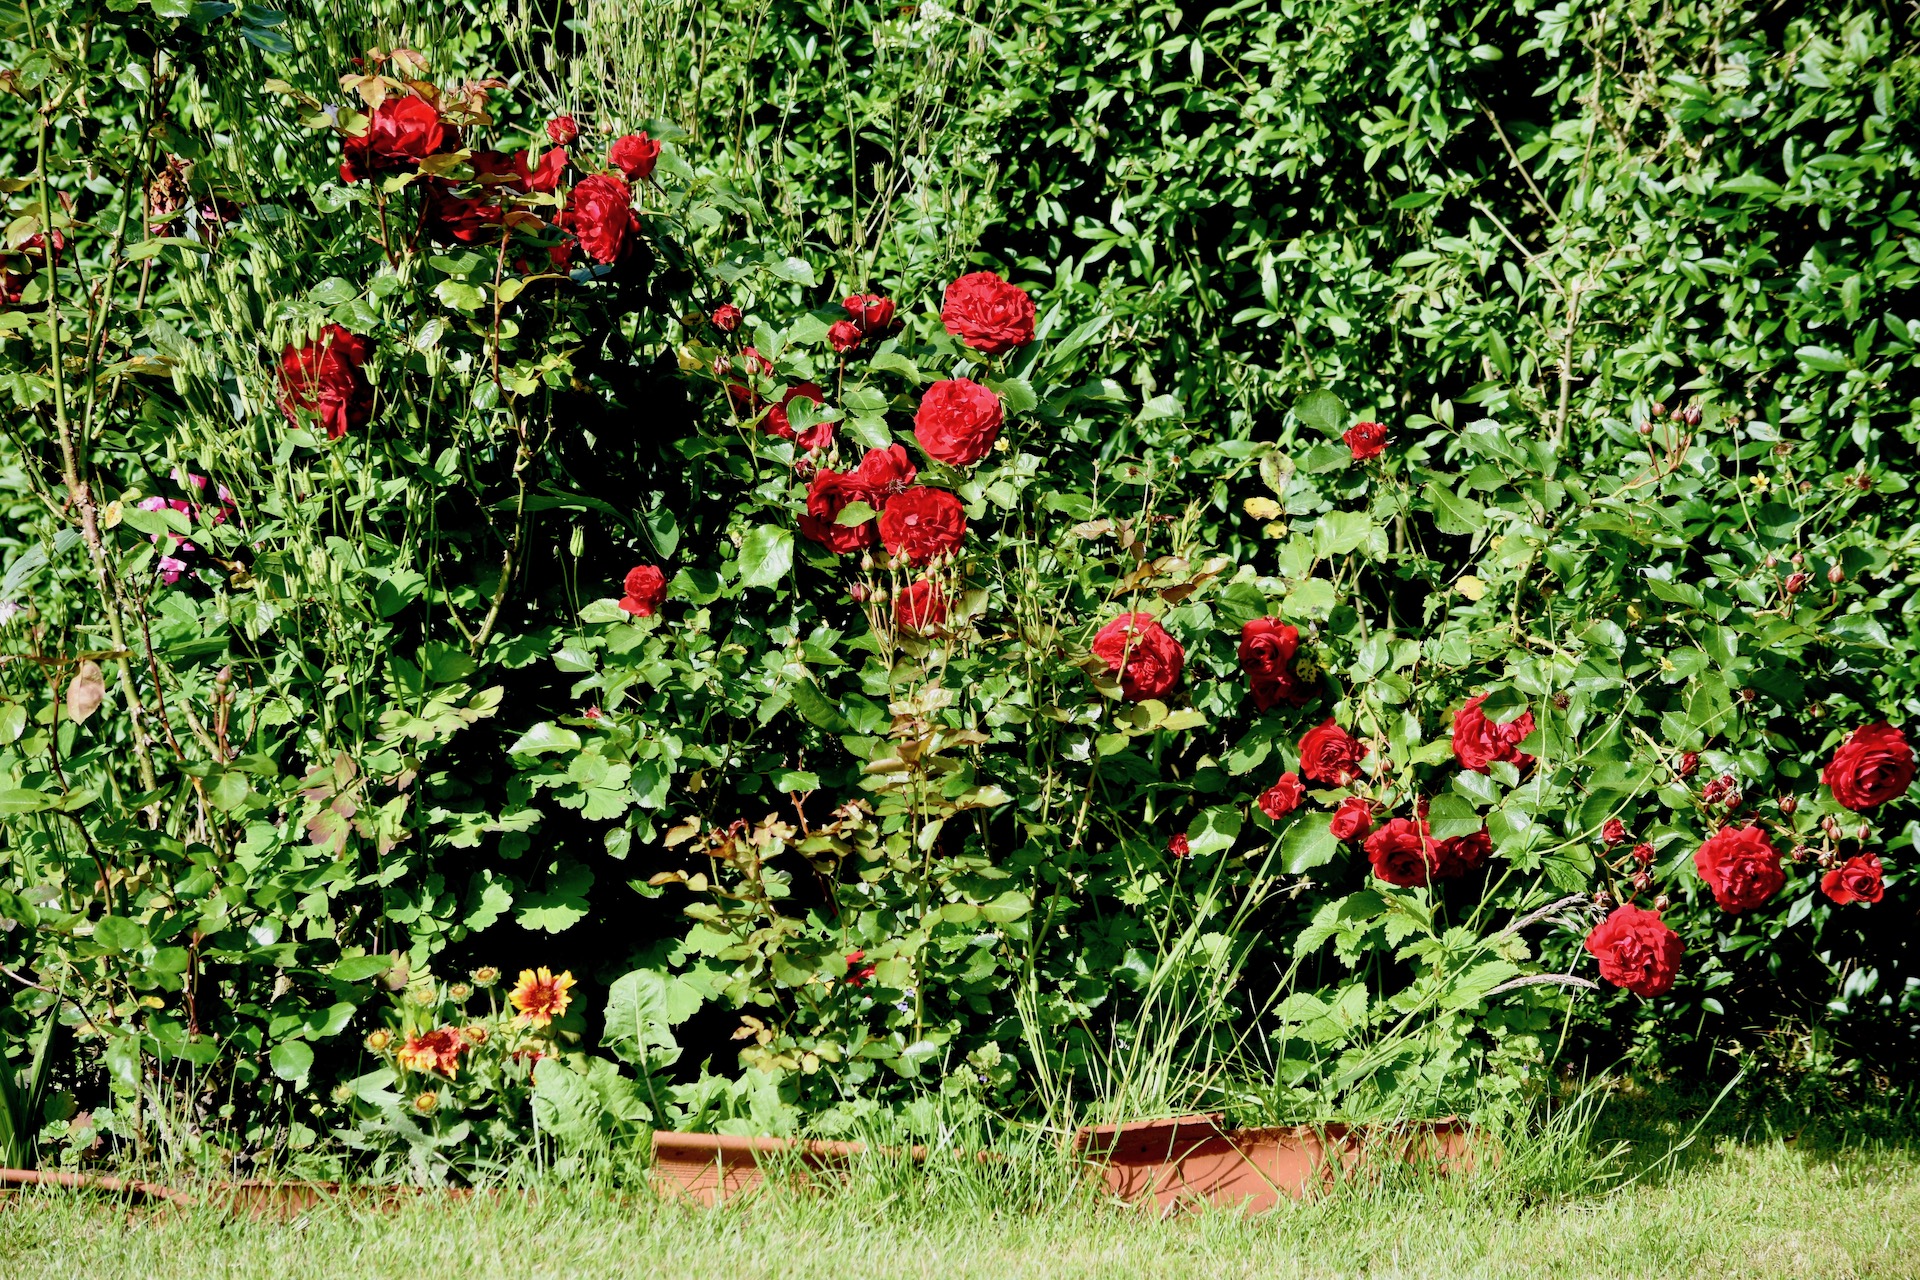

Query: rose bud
[1821,815,1841,839]
[1856,823,1872,842]
[711,303,742,332]
[1637,421,1654,436]
[1764,555,1777,568]
[1592,890,1613,909]
[1678,751,1700,778]
[1683,406,1702,427]
[1650,401,1667,418]
[1790,553,1804,566]
[546,115,579,145]
[1790,844,1809,863]
[828,319,863,354]
[1653,894,1670,912]
[1826,565,1845,584]
[1632,842,1655,865]
[1602,818,1628,847]
[1778,796,1797,815]
[1784,572,1810,594]
[1631,869,1652,893]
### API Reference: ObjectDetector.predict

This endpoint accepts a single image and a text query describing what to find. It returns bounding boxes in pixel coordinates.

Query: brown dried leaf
[65,660,105,724]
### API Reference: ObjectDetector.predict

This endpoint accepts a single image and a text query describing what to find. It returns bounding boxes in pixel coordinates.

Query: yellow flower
[394,1027,467,1078]
[364,1028,393,1053]
[470,966,501,987]
[508,967,576,1029]
[412,1090,440,1115]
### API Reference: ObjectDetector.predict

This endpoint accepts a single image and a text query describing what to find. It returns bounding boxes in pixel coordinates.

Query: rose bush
[1,0,1917,1175]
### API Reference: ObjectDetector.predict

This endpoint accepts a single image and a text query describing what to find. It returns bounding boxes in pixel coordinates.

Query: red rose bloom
[1583,904,1683,997]
[914,378,1004,466]
[712,304,742,333]
[279,324,374,440]
[1091,613,1185,702]
[1257,772,1305,820]
[767,383,831,451]
[798,467,876,555]
[620,565,667,617]
[1298,719,1365,786]
[1602,818,1628,847]
[1693,823,1785,913]
[829,320,863,354]
[546,115,579,145]
[1239,618,1314,710]
[844,294,896,335]
[422,182,502,244]
[940,271,1035,355]
[528,147,567,194]
[1366,818,1439,887]
[1343,420,1388,461]
[1168,833,1190,859]
[1821,723,1915,812]
[1434,828,1492,878]
[1329,797,1374,843]
[896,579,947,633]
[561,174,637,265]
[878,486,967,565]
[1821,853,1885,905]
[340,95,450,183]
[850,444,918,504]
[1451,694,1536,773]
[608,132,661,181]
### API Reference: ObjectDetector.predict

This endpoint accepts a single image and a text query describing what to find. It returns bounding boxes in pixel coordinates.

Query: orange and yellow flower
[508,967,575,1028]
[394,1026,467,1077]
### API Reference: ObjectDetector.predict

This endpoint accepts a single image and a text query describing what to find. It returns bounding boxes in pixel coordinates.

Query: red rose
[798,468,876,555]
[767,383,831,451]
[560,174,636,265]
[546,115,579,145]
[529,147,567,194]
[340,95,450,183]
[1366,818,1439,887]
[1091,613,1185,702]
[896,579,947,633]
[1329,797,1374,843]
[829,320,863,354]
[467,148,533,191]
[1693,823,1784,912]
[850,444,918,505]
[1168,832,1191,858]
[1239,617,1314,710]
[1257,772,1305,820]
[1821,723,1915,812]
[608,132,660,181]
[712,304,742,333]
[1601,818,1627,847]
[279,324,374,440]
[1434,828,1491,878]
[844,294,896,335]
[422,182,502,244]
[914,378,1004,466]
[620,565,667,617]
[1298,719,1365,786]
[1451,694,1536,773]
[940,271,1035,356]
[1583,904,1683,997]
[1821,853,1885,905]
[1632,842,1655,865]
[878,486,967,566]
[1343,421,1388,461]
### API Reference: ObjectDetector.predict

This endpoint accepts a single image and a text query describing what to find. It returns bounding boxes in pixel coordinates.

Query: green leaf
[1280,815,1340,873]
[1426,794,1481,840]
[1294,390,1347,437]
[509,722,583,756]
[1423,480,1486,536]
[330,955,393,983]
[93,915,147,952]
[1185,805,1242,858]
[268,1040,314,1085]
[737,525,794,589]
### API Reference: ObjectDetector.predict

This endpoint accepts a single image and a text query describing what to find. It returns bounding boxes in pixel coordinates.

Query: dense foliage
[0,0,1915,1179]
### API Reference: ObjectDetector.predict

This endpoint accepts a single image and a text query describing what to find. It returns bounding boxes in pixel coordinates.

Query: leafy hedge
[0,0,1914,1176]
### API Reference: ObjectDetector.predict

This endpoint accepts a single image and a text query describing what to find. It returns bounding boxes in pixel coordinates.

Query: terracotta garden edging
[648,1131,903,1205]
[1072,1113,1483,1214]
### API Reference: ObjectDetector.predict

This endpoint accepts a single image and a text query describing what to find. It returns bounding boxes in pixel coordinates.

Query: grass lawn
[3,1099,1916,1279]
